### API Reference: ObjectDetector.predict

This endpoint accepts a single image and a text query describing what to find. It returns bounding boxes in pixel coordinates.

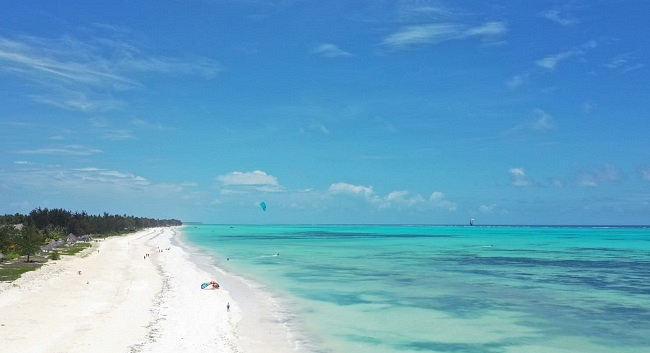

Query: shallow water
[184,225,650,353]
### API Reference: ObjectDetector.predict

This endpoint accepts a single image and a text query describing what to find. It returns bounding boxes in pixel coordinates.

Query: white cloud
[329,182,374,197]
[118,55,220,79]
[31,91,124,112]
[385,190,409,201]
[87,117,167,141]
[88,117,139,141]
[309,122,330,135]
[382,190,427,209]
[395,3,455,22]
[89,117,110,128]
[605,53,644,74]
[0,164,167,191]
[536,52,574,70]
[71,168,151,186]
[312,43,352,58]
[510,41,597,89]
[131,118,169,131]
[509,168,534,187]
[383,23,460,47]
[17,144,102,156]
[0,33,220,112]
[328,183,456,211]
[0,163,198,218]
[578,165,622,187]
[102,129,135,141]
[218,170,279,186]
[506,74,527,89]
[382,21,506,48]
[429,191,457,211]
[532,108,555,131]
[540,9,579,26]
[0,35,137,88]
[217,170,281,192]
[639,167,650,181]
[479,204,497,213]
[465,21,508,37]
[536,41,597,70]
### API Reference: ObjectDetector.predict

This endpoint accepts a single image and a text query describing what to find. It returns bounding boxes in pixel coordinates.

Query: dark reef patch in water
[399,340,505,353]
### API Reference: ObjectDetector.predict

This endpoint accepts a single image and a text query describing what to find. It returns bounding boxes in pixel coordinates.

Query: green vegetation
[1,208,181,236]
[59,242,92,256]
[49,250,61,260]
[0,208,181,282]
[18,225,44,262]
[0,225,20,262]
[0,260,45,282]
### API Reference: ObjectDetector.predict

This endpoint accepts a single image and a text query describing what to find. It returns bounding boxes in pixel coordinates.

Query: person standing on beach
[227,302,230,311]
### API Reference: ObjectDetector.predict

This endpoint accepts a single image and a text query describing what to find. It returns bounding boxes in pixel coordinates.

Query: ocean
[181,225,650,353]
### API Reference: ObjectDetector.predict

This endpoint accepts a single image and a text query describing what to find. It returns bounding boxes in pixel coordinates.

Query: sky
[1,1,649,225]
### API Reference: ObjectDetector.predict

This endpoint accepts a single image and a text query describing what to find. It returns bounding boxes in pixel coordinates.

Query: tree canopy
[0,208,182,261]
[17,225,43,262]
[1,208,181,235]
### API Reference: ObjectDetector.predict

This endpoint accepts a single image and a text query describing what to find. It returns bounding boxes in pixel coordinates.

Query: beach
[4,225,648,353]
[0,227,297,353]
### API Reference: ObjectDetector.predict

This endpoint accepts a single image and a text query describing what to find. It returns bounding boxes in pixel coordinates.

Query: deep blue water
[183,225,650,353]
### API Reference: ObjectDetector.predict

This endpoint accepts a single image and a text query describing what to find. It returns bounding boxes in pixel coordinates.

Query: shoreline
[0,227,300,353]
[172,227,308,353]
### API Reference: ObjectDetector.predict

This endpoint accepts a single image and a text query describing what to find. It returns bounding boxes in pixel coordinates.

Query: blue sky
[1,1,649,225]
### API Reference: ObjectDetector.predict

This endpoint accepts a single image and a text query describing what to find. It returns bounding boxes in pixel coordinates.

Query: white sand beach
[0,227,298,353]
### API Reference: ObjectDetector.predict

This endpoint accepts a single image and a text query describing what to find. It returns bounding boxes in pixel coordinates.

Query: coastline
[0,227,300,353]
[166,227,304,353]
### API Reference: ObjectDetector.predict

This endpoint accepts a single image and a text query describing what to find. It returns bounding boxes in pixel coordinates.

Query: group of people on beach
[143,247,172,259]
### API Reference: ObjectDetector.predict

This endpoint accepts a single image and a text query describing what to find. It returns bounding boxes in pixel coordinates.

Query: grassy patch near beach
[60,242,92,256]
[0,242,92,282]
[0,260,45,282]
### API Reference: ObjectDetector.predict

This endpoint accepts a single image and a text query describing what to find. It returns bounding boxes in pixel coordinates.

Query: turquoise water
[183,225,650,353]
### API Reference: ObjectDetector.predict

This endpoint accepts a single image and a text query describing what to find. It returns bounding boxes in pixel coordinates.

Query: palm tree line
[0,208,181,262]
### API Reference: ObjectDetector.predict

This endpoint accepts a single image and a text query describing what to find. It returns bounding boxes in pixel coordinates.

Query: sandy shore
[0,227,298,353]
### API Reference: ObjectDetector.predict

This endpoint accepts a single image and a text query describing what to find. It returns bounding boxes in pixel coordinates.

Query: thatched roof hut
[66,233,77,244]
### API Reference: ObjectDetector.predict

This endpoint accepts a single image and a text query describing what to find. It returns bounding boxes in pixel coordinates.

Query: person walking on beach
[227,302,230,312]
